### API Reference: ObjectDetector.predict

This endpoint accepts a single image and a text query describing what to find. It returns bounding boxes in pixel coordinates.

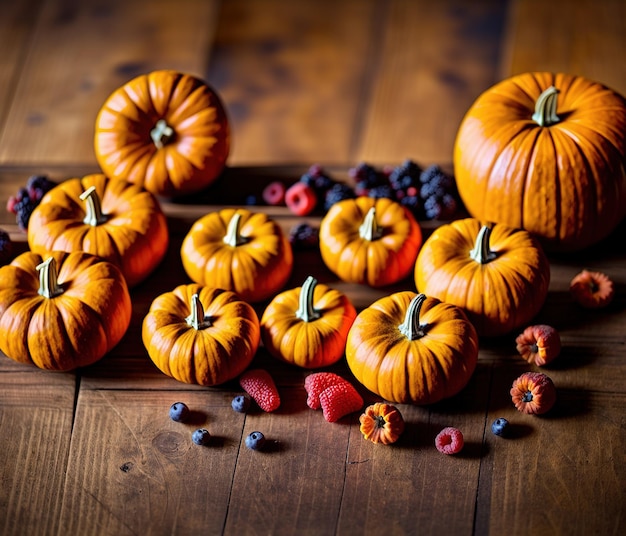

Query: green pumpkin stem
[532,86,560,127]
[36,257,64,299]
[150,119,175,149]
[469,225,497,264]
[79,186,108,226]
[398,293,427,340]
[296,276,322,322]
[223,212,248,247]
[185,293,212,330]
[359,206,383,241]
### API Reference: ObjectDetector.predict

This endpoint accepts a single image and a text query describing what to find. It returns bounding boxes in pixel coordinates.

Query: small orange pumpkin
[0,250,131,371]
[359,403,405,445]
[510,371,556,415]
[346,292,479,405]
[94,70,230,198]
[27,174,169,288]
[142,284,260,386]
[181,208,293,303]
[260,276,357,369]
[415,218,550,336]
[319,196,422,287]
[515,324,561,367]
[454,72,626,251]
[569,269,615,309]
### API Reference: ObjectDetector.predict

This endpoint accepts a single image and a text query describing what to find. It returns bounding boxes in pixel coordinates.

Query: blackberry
[350,162,388,194]
[400,195,423,218]
[419,164,446,185]
[367,184,395,200]
[423,195,444,220]
[324,182,355,211]
[14,196,37,231]
[299,164,337,209]
[26,175,55,202]
[0,229,12,265]
[288,223,319,250]
[388,159,421,191]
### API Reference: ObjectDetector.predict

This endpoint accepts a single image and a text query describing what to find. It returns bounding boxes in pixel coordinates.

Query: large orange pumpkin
[414,218,550,337]
[27,174,169,288]
[453,72,626,251]
[0,251,131,371]
[94,70,230,198]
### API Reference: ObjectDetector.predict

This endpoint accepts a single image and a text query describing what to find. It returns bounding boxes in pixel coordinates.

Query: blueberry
[491,417,510,437]
[169,402,190,422]
[231,394,251,413]
[245,431,266,451]
[192,428,211,446]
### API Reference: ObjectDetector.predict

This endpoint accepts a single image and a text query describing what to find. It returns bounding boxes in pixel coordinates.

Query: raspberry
[245,431,266,451]
[299,164,338,208]
[231,394,251,413]
[239,369,281,412]
[318,382,364,423]
[285,182,318,216]
[288,223,319,250]
[491,418,510,437]
[435,427,464,454]
[192,428,211,446]
[262,181,286,206]
[169,402,190,422]
[304,372,354,410]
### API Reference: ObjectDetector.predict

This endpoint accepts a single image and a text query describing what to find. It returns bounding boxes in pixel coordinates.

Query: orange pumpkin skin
[260,276,357,369]
[346,292,479,405]
[359,403,405,445]
[319,197,422,287]
[415,218,550,337]
[0,251,131,371]
[142,284,260,386]
[510,371,556,415]
[94,70,230,198]
[181,208,293,303]
[454,72,626,252]
[570,269,615,309]
[27,174,169,288]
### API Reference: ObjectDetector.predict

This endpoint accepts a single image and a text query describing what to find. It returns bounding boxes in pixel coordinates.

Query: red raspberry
[239,369,280,412]
[435,427,464,455]
[285,182,317,216]
[318,382,363,423]
[304,372,353,410]
[262,181,286,206]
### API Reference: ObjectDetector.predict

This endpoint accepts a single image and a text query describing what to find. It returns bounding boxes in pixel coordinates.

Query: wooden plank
[355,0,508,166]
[0,0,221,167]
[501,0,626,94]
[475,363,626,535]
[0,371,75,536]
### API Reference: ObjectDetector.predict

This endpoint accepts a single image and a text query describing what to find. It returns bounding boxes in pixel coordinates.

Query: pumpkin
[319,196,422,287]
[0,250,131,371]
[260,276,357,369]
[142,284,260,386]
[94,69,230,198]
[180,208,293,303]
[510,371,556,415]
[453,72,626,252]
[359,403,405,445]
[27,174,169,288]
[414,218,550,337]
[345,292,479,405]
[515,324,561,367]
[570,269,615,309]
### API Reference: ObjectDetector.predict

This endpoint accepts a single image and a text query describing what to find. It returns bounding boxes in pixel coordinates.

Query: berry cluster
[0,229,12,265]
[6,175,56,231]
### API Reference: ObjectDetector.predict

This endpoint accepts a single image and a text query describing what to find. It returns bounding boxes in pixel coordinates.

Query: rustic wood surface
[1,0,625,535]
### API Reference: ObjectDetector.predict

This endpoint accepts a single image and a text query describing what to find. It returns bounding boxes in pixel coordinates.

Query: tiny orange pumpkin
[359,403,405,445]
[510,371,556,415]
[260,276,357,369]
[515,324,561,367]
[569,269,615,309]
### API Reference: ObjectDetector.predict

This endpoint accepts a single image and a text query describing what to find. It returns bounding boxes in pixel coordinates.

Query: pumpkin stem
[532,86,560,127]
[398,293,427,340]
[185,293,213,330]
[36,257,64,299]
[359,207,383,241]
[295,276,322,322]
[223,212,249,247]
[79,186,108,226]
[150,119,175,149]
[469,225,497,264]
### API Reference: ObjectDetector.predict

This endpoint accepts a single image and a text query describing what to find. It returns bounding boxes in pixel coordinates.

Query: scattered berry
[304,372,354,410]
[169,402,190,422]
[262,181,286,206]
[192,428,211,446]
[435,427,464,455]
[239,369,281,412]
[285,182,318,216]
[245,431,266,450]
[0,229,13,265]
[491,418,510,437]
[324,182,355,211]
[318,381,364,423]
[6,175,56,231]
[299,164,338,209]
[288,222,319,250]
[231,394,251,413]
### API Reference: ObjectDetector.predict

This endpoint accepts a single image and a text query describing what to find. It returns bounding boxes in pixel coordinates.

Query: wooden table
[1,1,625,534]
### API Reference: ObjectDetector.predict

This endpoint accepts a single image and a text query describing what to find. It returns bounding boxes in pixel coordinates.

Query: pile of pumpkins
[1,70,625,408]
